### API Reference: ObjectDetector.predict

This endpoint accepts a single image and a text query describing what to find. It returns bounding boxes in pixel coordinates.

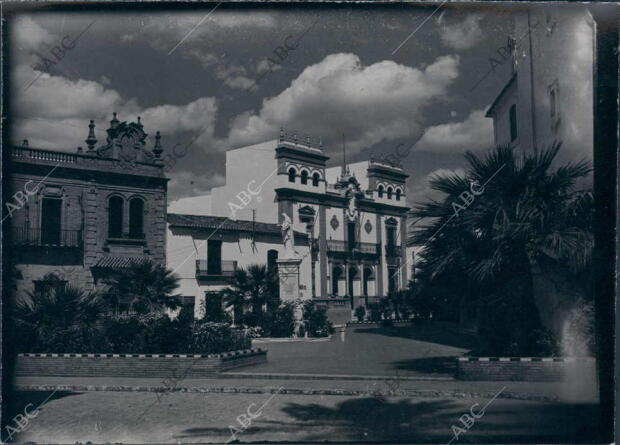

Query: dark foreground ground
[8,390,601,443]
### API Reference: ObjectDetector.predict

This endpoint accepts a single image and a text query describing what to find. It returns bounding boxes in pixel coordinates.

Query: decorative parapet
[369,155,404,170]
[278,127,324,153]
[10,145,165,178]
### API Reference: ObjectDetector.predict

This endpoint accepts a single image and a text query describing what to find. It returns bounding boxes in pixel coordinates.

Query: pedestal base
[276,257,302,303]
[277,257,304,337]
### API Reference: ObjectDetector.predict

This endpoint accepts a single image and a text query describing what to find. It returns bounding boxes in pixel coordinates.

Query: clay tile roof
[167,213,307,238]
[94,256,149,269]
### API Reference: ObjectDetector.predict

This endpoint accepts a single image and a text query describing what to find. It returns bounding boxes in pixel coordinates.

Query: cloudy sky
[10,4,519,204]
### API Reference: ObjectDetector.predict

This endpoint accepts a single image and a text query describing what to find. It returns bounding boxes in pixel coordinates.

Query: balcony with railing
[12,227,82,248]
[326,240,379,256]
[196,260,238,281]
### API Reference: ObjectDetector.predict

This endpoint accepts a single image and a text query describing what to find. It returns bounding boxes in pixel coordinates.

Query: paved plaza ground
[245,322,474,377]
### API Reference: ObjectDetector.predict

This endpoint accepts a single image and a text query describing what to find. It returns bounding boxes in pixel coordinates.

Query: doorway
[41,198,62,245]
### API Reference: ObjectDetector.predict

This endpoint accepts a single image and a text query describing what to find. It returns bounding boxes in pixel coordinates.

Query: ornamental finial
[86,120,97,150]
[110,112,119,130]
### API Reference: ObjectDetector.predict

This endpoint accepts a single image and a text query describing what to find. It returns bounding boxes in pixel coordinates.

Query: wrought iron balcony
[326,240,379,255]
[196,260,237,279]
[12,227,82,248]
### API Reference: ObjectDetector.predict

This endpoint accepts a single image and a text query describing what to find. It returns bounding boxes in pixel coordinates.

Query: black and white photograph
[1,1,617,443]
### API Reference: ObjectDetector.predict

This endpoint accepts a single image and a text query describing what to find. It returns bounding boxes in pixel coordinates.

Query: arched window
[387,187,393,199]
[129,197,144,238]
[396,189,402,201]
[300,170,308,185]
[288,167,296,183]
[312,172,320,186]
[509,104,518,141]
[378,185,384,198]
[108,196,123,238]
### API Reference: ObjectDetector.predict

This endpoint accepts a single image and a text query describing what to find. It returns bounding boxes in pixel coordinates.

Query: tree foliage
[410,143,592,355]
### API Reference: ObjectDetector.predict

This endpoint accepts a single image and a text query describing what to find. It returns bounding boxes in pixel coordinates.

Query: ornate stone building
[167,130,412,321]
[7,114,168,301]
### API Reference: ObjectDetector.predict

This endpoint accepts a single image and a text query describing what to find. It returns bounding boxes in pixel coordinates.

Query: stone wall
[16,349,266,378]
[456,357,596,381]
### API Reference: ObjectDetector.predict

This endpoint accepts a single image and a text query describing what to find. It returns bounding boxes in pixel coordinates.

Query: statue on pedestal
[345,183,361,221]
[281,213,299,259]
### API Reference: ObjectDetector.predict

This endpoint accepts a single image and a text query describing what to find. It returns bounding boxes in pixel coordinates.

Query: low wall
[346,320,412,327]
[16,349,267,378]
[457,357,596,381]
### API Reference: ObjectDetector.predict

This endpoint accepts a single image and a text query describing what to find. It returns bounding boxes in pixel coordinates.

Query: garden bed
[456,356,596,381]
[15,348,267,378]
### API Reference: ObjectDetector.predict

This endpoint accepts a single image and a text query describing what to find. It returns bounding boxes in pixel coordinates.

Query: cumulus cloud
[416,109,493,153]
[10,14,219,150]
[225,53,460,153]
[439,14,484,50]
[12,16,56,55]
[12,54,219,150]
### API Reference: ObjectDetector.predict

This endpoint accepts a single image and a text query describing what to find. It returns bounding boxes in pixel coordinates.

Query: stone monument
[277,213,304,336]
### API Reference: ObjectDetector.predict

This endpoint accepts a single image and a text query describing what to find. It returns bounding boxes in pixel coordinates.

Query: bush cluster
[14,308,250,354]
[302,301,333,337]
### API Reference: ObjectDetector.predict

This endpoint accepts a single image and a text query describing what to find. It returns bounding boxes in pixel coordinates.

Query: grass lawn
[242,322,475,377]
[9,390,600,443]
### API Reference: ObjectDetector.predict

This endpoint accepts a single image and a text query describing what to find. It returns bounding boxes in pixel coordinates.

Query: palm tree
[14,282,107,351]
[221,264,279,324]
[411,143,592,354]
[103,260,180,315]
[16,284,105,328]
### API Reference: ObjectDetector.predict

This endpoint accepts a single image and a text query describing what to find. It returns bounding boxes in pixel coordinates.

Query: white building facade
[167,130,411,319]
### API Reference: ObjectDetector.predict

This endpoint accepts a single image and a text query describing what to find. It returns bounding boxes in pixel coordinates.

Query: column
[400,215,408,289]
[319,205,328,297]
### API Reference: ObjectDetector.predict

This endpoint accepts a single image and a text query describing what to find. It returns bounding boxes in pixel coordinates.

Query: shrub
[354,305,366,321]
[243,326,264,338]
[302,301,332,337]
[262,302,295,337]
[476,296,559,357]
[379,298,393,320]
[13,280,250,355]
[368,303,382,322]
[103,317,144,353]
[202,292,231,323]
[137,309,193,353]
[190,322,251,354]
